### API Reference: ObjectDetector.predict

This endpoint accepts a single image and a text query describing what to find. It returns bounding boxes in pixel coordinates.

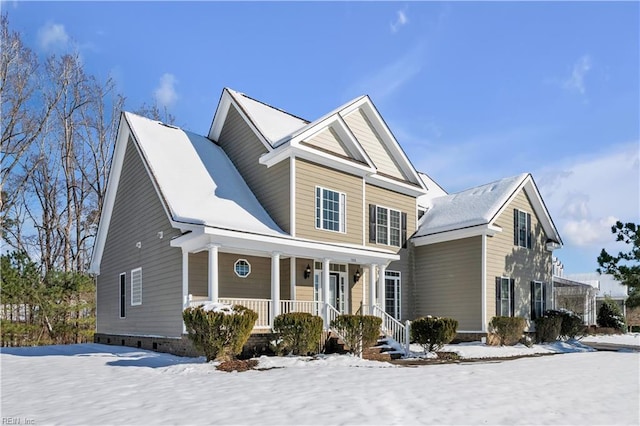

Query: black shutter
[495,277,502,316]
[526,213,532,249]
[401,212,407,248]
[369,204,376,243]
[542,283,547,313]
[509,278,515,317]
[514,209,519,245]
[530,281,536,320]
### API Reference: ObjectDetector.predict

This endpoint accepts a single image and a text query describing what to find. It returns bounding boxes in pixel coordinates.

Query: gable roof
[90,112,289,273]
[414,173,562,245]
[209,88,427,196]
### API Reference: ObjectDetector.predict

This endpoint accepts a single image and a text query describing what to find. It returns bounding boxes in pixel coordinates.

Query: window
[234,259,251,278]
[495,277,514,316]
[315,187,346,232]
[514,209,532,249]
[531,281,546,320]
[385,271,401,320]
[370,204,405,247]
[119,273,126,318]
[131,267,142,306]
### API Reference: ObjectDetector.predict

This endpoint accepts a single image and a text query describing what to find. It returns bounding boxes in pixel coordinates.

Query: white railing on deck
[372,305,410,356]
[280,300,322,316]
[218,298,272,329]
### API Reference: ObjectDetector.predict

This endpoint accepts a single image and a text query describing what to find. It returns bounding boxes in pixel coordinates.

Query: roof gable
[414,173,562,245]
[91,112,288,273]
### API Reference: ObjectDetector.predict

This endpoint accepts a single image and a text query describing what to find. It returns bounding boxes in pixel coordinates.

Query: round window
[234,259,251,278]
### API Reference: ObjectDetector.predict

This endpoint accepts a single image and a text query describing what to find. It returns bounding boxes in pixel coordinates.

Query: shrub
[272,312,323,356]
[489,316,526,346]
[534,315,562,343]
[410,316,458,353]
[597,297,626,332]
[331,315,382,356]
[544,309,584,340]
[183,303,257,362]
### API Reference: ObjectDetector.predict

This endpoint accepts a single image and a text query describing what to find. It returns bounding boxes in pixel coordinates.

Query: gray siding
[413,237,483,331]
[97,137,183,337]
[217,105,290,233]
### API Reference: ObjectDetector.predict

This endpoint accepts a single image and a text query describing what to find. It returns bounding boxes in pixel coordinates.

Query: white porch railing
[188,297,272,329]
[280,300,322,316]
[371,305,411,356]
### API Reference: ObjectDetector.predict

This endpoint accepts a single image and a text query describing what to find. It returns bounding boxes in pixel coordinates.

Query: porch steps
[362,337,403,361]
[324,333,349,355]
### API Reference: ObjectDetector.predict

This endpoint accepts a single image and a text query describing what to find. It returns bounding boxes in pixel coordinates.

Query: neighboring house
[565,272,628,318]
[90,88,563,353]
[552,257,598,325]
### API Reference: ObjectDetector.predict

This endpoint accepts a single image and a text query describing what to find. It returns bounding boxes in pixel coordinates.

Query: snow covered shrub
[534,315,562,343]
[489,316,526,346]
[410,316,458,353]
[182,303,258,362]
[597,297,626,332]
[331,315,382,356]
[544,309,584,339]
[272,312,323,356]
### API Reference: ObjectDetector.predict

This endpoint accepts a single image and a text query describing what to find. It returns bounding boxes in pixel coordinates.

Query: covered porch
[171,227,402,333]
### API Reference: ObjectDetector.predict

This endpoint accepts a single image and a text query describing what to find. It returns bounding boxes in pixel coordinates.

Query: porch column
[378,264,387,314]
[271,252,281,328]
[368,264,376,315]
[290,256,296,300]
[323,258,331,328]
[207,244,219,302]
[182,248,189,333]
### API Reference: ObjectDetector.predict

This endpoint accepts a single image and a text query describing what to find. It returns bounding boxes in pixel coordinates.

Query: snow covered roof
[125,112,287,236]
[565,272,628,299]
[415,174,528,237]
[417,172,448,210]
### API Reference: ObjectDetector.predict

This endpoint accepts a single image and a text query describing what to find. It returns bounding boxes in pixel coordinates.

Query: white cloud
[346,43,423,102]
[37,22,69,51]
[390,9,408,33]
[154,73,178,108]
[563,55,592,95]
[536,141,639,251]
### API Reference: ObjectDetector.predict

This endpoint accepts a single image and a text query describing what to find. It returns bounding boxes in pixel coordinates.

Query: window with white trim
[131,267,142,306]
[514,209,532,249]
[531,281,546,319]
[496,276,514,316]
[376,206,401,246]
[315,186,346,233]
[234,259,251,278]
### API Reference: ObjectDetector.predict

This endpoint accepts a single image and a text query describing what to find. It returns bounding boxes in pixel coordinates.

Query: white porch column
[323,258,331,328]
[207,244,219,302]
[368,264,376,315]
[182,249,189,333]
[290,256,296,301]
[271,252,281,328]
[378,264,387,314]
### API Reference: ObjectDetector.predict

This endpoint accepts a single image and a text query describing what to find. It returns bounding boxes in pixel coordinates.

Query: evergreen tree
[597,297,625,331]
[597,221,640,308]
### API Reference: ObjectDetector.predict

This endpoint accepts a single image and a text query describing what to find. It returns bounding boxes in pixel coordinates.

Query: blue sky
[5,1,639,275]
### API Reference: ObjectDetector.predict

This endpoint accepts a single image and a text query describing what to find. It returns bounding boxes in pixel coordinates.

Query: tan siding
[365,184,417,253]
[486,190,553,323]
[295,159,363,245]
[344,109,406,180]
[188,252,207,297]
[295,258,315,302]
[217,254,271,299]
[414,237,483,331]
[217,105,290,233]
[97,137,183,337]
[304,128,349,157]
[280,258,291,300]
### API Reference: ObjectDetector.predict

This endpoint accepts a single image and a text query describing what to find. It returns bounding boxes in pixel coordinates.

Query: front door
[314,266,347,314]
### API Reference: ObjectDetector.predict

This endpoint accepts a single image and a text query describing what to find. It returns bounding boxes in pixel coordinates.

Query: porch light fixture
[353,269,361,283]
[304,264,311,279]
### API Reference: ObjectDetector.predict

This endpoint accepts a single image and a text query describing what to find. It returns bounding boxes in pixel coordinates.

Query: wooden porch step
[362,337,403,361]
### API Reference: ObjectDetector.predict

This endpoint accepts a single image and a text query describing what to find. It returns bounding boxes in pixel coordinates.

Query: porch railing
[370,304,411,356]
[280,300,322,316]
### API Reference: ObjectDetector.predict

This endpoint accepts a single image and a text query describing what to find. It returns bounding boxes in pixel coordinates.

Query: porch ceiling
[170,226,399,265]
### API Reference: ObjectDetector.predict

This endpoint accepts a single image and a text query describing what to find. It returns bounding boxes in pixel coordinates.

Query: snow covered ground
[1,337,638,425]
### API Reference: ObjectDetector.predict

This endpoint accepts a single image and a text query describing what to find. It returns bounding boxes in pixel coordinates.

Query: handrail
[372,305,410,356]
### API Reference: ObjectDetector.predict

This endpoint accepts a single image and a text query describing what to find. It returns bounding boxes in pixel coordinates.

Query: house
[552,257,598,325]
[90,88,562,354]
